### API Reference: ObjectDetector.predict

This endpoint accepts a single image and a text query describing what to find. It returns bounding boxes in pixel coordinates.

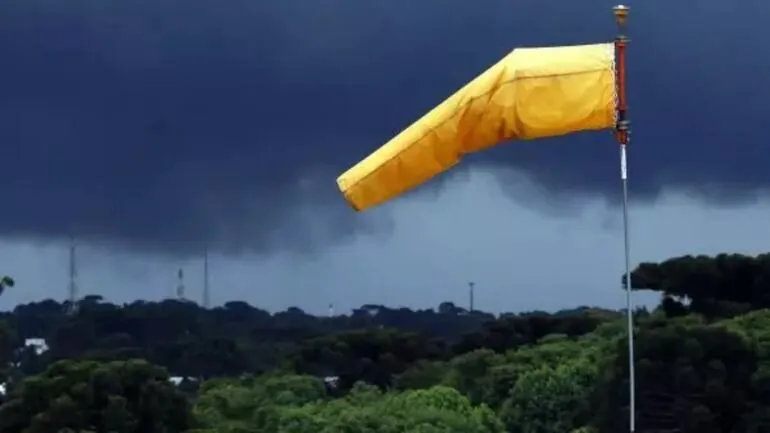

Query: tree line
[1,252,770,432]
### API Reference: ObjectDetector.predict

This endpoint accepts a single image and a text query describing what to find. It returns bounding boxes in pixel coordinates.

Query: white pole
[620,143,635,433]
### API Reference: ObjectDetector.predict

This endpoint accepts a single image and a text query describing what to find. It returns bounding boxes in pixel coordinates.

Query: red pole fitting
[613,5,630,146]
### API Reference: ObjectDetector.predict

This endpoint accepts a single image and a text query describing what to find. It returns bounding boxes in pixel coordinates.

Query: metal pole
[203,247,210,308]
[621,143,635,433]
[468,282,475,312]
[67,234,78,315]
[612,5,634,433]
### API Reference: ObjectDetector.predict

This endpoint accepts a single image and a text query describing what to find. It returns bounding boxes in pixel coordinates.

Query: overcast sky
[0,0,767,314]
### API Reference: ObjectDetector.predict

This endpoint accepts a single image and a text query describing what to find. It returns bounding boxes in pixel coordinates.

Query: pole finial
[613,5,629,30]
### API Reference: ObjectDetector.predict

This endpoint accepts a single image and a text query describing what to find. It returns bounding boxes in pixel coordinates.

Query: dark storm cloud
[0,0,766,255]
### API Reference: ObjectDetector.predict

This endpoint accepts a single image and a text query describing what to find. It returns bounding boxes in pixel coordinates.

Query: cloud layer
[4,167,770,313]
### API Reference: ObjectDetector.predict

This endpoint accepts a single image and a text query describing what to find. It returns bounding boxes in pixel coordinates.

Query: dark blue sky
[0,0,768,311]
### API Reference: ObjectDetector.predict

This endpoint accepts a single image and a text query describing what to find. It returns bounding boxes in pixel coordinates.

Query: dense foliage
[1,253,770,432]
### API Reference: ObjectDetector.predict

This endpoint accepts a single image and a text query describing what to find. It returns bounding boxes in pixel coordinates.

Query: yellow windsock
[337,43,616,211]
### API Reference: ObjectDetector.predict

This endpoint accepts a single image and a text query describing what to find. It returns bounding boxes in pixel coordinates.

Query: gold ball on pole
[613,4,629,28]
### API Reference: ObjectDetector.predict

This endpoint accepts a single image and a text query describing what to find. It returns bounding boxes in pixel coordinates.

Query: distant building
[24,338,49,355]
[323,375,339,388]
[168,376,195,386]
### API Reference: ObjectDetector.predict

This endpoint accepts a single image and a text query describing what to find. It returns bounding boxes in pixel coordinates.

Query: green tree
[500,358,596,433]
[195,373,327,432]
[290,328,448,390]
[0,276,14,295]
[195,375,505,433]
[629,253,770,316]
[394,359,448,390]
[304,385,505,433]
[595,320,755,433]
[0,358,192,433]
[0,320,13,397]
[441,349,506,406]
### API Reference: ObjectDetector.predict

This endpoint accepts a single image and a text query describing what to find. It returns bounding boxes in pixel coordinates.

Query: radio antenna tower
[66,235,78,315]
[202,248,210,308]
[176,268,186,300]
[468,281,475,312]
